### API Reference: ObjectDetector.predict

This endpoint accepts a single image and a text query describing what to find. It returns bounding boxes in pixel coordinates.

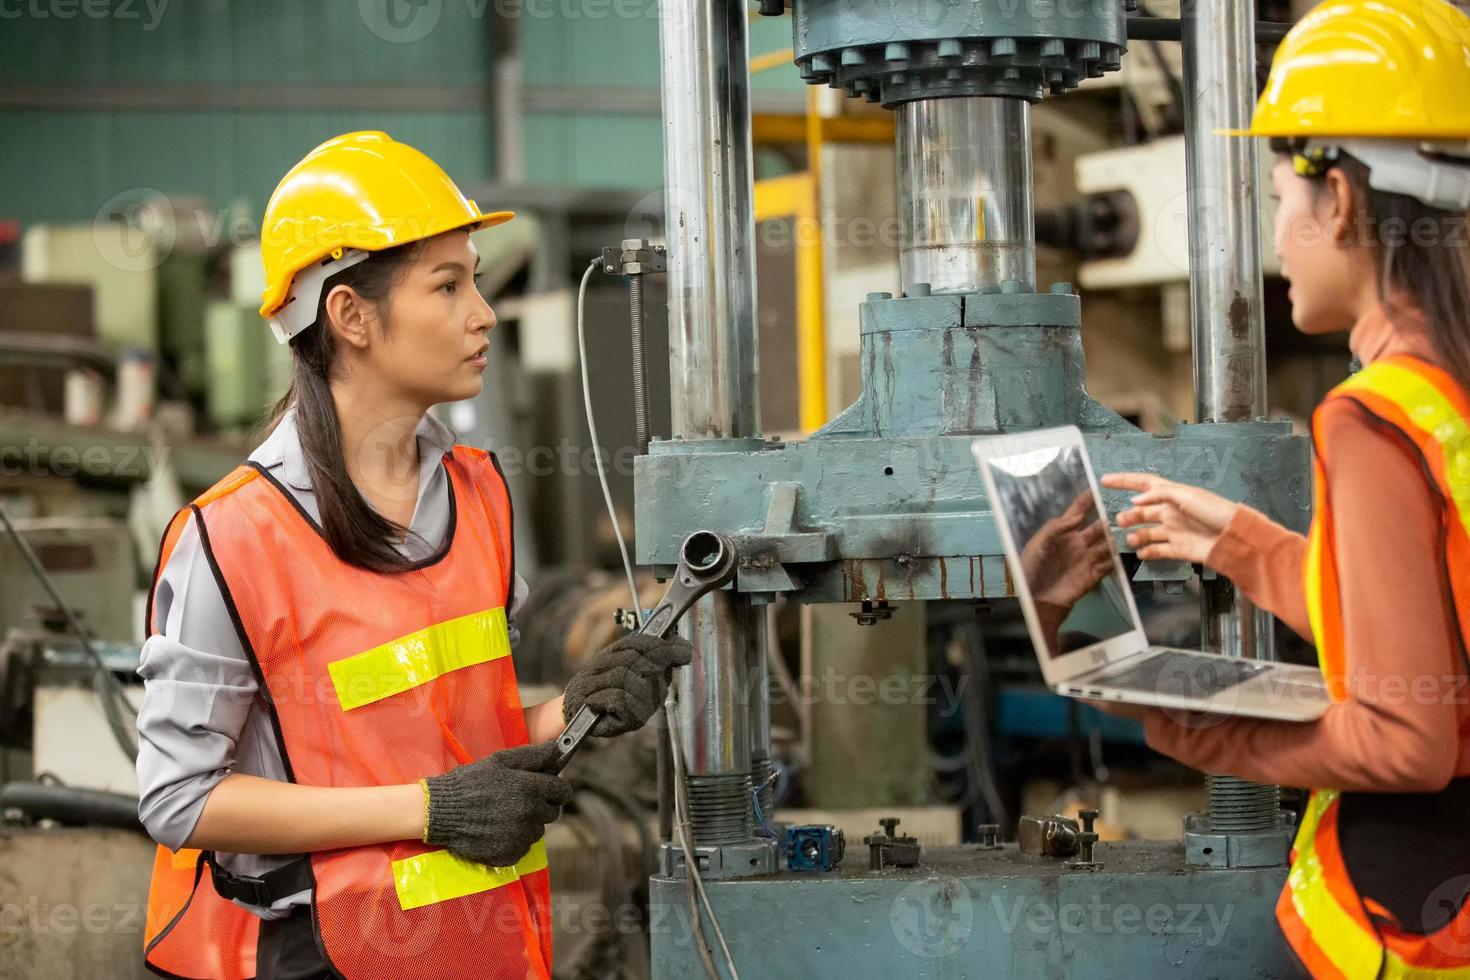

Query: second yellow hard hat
[1237,0,1470,141]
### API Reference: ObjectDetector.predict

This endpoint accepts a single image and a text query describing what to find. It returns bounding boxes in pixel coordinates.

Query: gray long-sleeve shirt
[135,412,527,918]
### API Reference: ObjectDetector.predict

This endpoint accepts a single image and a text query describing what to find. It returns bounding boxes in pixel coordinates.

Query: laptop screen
[985,443,1136,658]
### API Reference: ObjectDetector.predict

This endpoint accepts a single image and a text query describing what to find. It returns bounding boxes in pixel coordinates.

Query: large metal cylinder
[1182,0,1281,843]
[676,592,756,843]
[1183,1,1266,424]
[896,97,1035,294]
[660,0,760,441]
[658,0,765,849]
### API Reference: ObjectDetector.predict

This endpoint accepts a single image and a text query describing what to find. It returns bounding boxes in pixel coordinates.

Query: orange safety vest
[141,445,552,980]
[1281,354,1470,978]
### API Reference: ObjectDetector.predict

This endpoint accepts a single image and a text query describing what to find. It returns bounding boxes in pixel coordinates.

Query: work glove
[423,740,573,867]
[562,632,694,738]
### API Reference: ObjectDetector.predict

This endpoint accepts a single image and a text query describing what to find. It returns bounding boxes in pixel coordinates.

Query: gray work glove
[424,740,573,867]
[562,632,694,738]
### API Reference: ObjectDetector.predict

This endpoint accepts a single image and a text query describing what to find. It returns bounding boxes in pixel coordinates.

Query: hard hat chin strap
[267,249,371,345]
[1305,139,1470,213]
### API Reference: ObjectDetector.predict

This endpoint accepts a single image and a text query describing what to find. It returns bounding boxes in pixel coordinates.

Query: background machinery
[637,0,1310,975]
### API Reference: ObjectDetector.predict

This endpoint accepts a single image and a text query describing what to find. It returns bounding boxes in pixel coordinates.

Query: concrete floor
[0,827,156,980]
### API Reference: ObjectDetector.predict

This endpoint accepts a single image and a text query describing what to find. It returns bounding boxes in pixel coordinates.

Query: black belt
[207,853,314,907]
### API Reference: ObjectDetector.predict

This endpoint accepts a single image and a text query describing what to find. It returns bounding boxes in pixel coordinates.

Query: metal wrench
[552,530,737,773]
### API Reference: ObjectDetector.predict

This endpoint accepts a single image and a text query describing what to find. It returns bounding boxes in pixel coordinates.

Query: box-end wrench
[552,530,737,773]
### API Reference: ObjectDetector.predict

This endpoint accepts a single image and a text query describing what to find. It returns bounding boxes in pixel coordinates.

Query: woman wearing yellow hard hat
[1100,0,1470,976]
[132,132,690,980]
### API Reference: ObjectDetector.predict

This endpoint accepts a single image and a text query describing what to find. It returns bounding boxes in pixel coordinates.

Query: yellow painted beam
[799,87,829,432]
[749,48,795,75]
[752,113,895,145]
[753,172,811,221]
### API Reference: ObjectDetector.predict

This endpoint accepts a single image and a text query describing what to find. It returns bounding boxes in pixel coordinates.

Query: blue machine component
[650,842,1296,978]
[783,0,1127,105]
[634,288,1311,603]
[785,825,846,872]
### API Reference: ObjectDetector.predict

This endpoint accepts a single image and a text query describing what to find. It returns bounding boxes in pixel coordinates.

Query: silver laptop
[974,426,1329,722]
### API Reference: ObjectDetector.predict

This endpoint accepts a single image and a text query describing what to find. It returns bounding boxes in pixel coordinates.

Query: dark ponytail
[267,242,426,572]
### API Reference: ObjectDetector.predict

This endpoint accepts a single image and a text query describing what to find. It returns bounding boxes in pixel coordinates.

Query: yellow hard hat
[1231,0,1470,140]
[258,131,512,327]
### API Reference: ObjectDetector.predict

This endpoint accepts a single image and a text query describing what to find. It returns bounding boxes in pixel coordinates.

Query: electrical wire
[574,256,739,980]
[751,769,779,839]
[668,694,740,980]
[0,503,139,761]
[575,259,642,626]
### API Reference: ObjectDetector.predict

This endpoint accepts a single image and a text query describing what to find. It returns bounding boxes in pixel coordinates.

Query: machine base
[649,840,1296,978]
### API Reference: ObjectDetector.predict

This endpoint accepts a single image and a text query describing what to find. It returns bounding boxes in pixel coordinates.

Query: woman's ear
[1322,169,1357,246]
[323,284,372,351]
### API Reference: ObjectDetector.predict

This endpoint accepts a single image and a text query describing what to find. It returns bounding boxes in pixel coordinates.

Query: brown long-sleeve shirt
[1143,305,1470,793]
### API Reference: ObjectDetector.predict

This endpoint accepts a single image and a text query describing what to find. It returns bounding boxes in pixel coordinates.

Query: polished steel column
[1183,1,1266,423]
[895,97,1035,294]
[658,0,764,848]
[1181,0,1281,849]
[660,0,760,441]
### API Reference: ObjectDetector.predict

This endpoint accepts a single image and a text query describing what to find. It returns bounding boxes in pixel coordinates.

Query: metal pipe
[1182,0,1280,838]
[1182,0,1267,424]
[659,0,760,440]
[896,97,1035,294]
[676,591,754,843]
[748,606,773,821]
[628,275,650,455]
[659,0,764,848]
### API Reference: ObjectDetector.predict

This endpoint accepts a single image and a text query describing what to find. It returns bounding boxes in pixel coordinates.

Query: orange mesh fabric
[144,467,264,980]
[1282,355,1470,977]
[194,447,550,979]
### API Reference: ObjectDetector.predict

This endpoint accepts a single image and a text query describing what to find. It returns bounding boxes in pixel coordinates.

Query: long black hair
[267,242,426,572]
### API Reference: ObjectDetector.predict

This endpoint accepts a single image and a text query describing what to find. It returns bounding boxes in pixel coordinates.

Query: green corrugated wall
[0,0,805,226]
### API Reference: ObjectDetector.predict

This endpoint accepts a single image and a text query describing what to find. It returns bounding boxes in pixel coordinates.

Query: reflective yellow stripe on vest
[327,607,511,711]
[393,839,549,911]
[1337,359,1470,512]
[1286,791,1385,979]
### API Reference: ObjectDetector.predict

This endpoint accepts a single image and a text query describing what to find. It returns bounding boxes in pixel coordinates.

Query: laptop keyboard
[1090,651,1269,699]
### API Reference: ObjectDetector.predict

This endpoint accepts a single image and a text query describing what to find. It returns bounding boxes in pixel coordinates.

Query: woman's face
[356,230,496,406]
[1270,156,1363,335]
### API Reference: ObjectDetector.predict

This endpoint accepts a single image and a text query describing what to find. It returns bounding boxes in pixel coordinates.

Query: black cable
[0,782,143,832]
[958,617,1010,829]
[0,503,138,761]
[1126,17,1291,44]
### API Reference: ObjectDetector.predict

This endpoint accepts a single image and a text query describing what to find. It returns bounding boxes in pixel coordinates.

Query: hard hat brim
[259,209,515,319]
